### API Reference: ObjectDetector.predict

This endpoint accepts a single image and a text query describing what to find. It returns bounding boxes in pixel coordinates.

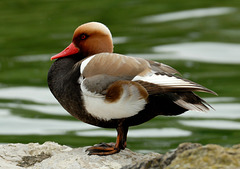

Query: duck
[48,22,216,156]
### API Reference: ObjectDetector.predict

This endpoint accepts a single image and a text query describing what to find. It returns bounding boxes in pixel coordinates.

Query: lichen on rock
[17,152,51,167]
[166,143,240,169]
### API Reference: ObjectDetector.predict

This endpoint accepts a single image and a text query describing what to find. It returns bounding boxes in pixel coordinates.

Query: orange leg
[86,121,128,156]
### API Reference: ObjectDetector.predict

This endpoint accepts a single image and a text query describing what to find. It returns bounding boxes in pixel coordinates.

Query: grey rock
[1,142,240,169]
[0,142,161,169]
[165,143,240,169]
[123,142,202,169]
[124,142,240,169]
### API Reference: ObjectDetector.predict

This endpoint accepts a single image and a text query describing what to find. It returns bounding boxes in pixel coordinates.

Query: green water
[0,0,240,154]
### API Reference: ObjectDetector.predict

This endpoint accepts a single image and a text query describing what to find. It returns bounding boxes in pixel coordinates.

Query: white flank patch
[133,72,195,88]
[140,7,236,23]
[80,55,96,74]
[81,82,146,121]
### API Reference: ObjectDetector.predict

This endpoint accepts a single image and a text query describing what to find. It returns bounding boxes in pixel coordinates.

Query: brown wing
[81,53,151,78]
[80,53,152,94]
[145,59,181,75]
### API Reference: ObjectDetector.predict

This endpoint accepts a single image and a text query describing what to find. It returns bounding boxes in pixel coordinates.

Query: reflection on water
[130,42,240,64]
[0,86,191,137]
[179,120,240,130]
[77,128,191,138]
[0,87,56,104]
[152,42,240,64]
[140,7,236,23]
[15,54,54,63]
[0,102,66,115]
[0,109,97,135]
[0,86,239,136]
[180,103,240,119]
[112,37,129,44]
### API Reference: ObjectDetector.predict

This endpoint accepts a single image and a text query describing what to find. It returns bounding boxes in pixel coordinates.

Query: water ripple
[140,7,236,23]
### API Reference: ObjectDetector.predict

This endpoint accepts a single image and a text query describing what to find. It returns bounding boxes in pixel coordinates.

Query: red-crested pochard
[48,22,216,156]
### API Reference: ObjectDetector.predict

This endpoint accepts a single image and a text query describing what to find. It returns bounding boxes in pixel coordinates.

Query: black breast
[47,56,120,128]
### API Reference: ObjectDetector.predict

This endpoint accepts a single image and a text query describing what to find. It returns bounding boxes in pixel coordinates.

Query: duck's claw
[86,142,120,156]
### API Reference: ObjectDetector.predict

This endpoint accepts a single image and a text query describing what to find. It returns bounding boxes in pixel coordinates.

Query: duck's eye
[80,34,88,40]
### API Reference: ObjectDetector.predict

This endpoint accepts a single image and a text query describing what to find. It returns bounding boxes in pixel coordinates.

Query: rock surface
[0,142,240,169]
[0,142,161,169]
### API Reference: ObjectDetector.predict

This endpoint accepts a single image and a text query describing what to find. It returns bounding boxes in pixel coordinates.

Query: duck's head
[51,22,113,60]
